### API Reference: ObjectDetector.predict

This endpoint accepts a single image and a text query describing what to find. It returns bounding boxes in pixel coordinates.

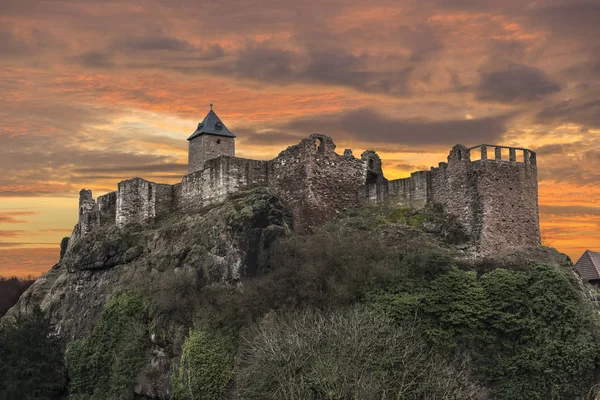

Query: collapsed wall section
[268,134,367,233]
[97,191,117,226]
[76,189,100,237]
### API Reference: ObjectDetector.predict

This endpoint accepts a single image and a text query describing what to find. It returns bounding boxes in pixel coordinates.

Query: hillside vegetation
[1,189,599,400]
[0,276,36,317]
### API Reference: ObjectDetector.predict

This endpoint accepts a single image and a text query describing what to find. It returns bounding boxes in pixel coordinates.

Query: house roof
[187,109,236,140]
[574,250,600,281]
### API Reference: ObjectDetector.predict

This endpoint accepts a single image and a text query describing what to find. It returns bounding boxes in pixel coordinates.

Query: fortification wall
[429,145,478,235]
[469,146,539,253]
[70,134,539,256]
[268,134,367,233]
[175,156,269,213]
[155,184,173,218]
[363,143,540,254]
[97,191,117,226]
[77,189,100,236]
[370,171,431,209]
[116,178,157,227]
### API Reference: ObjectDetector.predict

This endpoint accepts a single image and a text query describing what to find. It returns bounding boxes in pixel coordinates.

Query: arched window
[315,137,323,152]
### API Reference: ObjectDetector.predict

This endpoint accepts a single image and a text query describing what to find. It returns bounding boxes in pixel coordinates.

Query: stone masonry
[71,108,541,255]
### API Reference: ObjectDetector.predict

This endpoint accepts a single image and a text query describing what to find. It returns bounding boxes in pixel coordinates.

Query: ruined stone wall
[369,171,431,209]
[116,178,156,227]
[175,157,269,213]
[70,135,539,255]
[154,184,173,219]
[429,145,478,235]
[97,191,117,226]
[188,135,235,174]
[386,178,411,206]
[77,189,100,237]
[268,134,366,233]
[363,144,540,254]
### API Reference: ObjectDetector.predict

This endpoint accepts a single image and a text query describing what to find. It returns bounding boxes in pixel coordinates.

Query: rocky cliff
[3,189,598,400]
[4,189,291,398]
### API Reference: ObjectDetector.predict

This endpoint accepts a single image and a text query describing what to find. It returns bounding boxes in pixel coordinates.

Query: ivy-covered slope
[3,189,600,400]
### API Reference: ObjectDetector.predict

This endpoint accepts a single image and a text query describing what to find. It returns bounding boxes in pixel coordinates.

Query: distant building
[574,250,600,284]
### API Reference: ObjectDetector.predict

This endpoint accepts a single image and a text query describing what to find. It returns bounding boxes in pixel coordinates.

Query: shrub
[171,326,236,400]
[67,291,152,400]
[0,306,67,399]
[370,261,600,399]
[236,306,481,399]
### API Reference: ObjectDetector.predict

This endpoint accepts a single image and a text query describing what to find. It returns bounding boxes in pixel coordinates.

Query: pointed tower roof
[574,250,600,281]
[187,107,236,140]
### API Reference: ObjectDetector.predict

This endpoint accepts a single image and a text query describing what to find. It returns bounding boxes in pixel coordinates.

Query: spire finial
[210,103,213,110]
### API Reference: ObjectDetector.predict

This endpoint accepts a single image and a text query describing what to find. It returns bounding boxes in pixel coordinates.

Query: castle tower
[187,105,236,174]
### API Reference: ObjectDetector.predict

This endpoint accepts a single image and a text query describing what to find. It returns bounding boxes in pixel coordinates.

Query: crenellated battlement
[465,144,537,166]
[69,108,540,255]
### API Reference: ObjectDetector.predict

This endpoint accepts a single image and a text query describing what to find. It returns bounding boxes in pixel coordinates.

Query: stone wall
[116,178,156,228]
[175,157,269,213]
[155,184,174,218]
[268,134,367,233]
[188,135,235,174]
[429,145,477,235]
[97,191,117,226]
[77,189,100,236]
[70,135,540,255]
[468,145,539,253]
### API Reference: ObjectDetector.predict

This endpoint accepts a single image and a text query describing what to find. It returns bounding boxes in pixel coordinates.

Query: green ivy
[67,291,151,400]
[369,263,600,399]
[172,326,236,400]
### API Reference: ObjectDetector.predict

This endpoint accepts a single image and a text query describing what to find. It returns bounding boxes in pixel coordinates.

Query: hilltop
[2,188,598,400]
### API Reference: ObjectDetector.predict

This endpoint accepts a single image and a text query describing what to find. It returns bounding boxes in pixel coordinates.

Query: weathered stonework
[268,134,367,233]
[76,189,100,237]
[70,108,540,255]
[115,178,174,228]
[188,135,235,174]
[367,144,540,254]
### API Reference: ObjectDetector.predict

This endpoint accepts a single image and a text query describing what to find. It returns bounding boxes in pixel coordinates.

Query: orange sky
[1,0,599,276]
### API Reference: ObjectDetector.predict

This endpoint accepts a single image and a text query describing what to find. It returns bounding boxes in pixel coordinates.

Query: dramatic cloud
[279,108,512,146]
[476,64,561,104]
[1,0,600,274]
[536,100,600,129]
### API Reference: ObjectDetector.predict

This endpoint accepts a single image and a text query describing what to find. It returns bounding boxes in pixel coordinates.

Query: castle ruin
[72,107,540,255]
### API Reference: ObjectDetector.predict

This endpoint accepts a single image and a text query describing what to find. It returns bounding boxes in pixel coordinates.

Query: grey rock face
[4,189,291,398]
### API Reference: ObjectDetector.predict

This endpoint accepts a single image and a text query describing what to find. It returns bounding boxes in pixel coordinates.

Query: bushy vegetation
[0,306,66,399]
[7,195,599,400]
[130,202,600,399]
[370,262,600,399]
[0,275,36,317]
[172,326,236,400]
[236,306,480,399]
[67,291,152,400]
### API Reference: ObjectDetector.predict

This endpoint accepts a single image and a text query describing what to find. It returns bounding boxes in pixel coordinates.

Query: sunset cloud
[0,0,599,274]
